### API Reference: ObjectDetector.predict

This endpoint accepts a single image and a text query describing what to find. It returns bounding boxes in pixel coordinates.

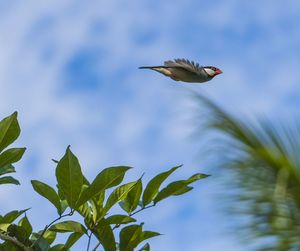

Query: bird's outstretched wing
[164,59,203,74]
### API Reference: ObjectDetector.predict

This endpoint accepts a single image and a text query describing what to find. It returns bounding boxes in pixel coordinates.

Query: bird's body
[139,59,222,83]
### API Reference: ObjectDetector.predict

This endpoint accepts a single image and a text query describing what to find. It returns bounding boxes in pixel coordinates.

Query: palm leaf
[194,92,300,250]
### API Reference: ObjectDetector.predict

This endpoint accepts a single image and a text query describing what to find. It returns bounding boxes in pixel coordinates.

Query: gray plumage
[139,58,222,83]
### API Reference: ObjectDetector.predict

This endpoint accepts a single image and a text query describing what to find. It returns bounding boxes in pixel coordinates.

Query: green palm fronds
[194,92,300,251]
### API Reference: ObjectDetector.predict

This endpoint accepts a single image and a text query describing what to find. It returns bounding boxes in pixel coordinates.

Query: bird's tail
[138,66,167,69]
[138,66,173,78]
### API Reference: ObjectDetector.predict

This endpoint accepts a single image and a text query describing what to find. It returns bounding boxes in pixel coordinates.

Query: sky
[0,0,300,250]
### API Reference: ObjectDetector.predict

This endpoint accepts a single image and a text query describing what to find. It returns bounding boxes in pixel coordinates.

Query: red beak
[215,68,222,75]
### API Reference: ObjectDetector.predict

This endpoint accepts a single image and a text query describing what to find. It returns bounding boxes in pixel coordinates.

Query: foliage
[0,112,25,186]
[195,93,300,251]
[0,112,209,251]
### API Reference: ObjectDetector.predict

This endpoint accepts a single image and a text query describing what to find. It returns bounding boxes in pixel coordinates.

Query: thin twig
[31,209,74,247]
[87,231,93,251]
[92,242,101,251]
[112,204,155,230]
[130,204,155,217]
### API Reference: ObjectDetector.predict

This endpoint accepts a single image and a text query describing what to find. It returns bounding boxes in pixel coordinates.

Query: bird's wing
[164,59,203,74]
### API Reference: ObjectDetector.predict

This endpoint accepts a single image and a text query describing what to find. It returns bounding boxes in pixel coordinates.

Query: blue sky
[0,1,300,250]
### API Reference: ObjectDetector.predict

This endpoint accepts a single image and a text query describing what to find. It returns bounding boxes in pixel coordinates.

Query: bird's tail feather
[139,66,173,78]
[138,66,167,69]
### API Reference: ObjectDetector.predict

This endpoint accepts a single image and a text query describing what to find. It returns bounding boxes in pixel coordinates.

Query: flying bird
[139,59,222,83]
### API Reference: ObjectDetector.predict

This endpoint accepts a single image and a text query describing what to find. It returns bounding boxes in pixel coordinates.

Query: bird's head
[204,66,222,78]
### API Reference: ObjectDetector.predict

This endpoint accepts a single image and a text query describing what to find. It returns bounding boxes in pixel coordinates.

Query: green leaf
[119,224,142,251]
[41,230,57,245]
[31,180,62,215]
[0,176,19,185]
[49,244,64,251]
[138,243,150,251]
[172,185,193,195]
[0,147,26,168]
[0,223,10,231]
[32,232,54,250]
[76,202,92,225]
[0,112,20,153]
[106,215,136,225]
[56,146,83,208]
[49,220,87,234]
[18,216,32,239]
[90,191,105,223]
[64,232,84,249]
[33,237,50,251]
[140,231,161,242]
[60,200,68,215]
[186,173,210,183]
[94,221,116,251]
[0,164,15,176]
[90,191,105,209]
[76,166,131,208]
[142,165,181,206]
[121,179,143,214]
[104,181,138,213]
[153,173,209,204]
[0,209,29,224]
[57,184,66,200]
[120,225,160,251]
[153,181,191,204]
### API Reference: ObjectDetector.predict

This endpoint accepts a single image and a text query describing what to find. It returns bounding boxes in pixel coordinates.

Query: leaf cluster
[0,112,209,251]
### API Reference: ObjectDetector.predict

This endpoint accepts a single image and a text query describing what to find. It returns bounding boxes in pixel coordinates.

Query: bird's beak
[215,69,222,75]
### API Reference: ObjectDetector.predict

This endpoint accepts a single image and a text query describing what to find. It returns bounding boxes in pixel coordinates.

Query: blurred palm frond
[194,92,300,251]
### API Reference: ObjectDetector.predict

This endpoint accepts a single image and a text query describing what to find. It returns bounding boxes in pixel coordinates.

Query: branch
[31,209,74,247]
[130,204,155,217]
[0,231,31,251]
[92,242,101,251]
[87,231,93,251]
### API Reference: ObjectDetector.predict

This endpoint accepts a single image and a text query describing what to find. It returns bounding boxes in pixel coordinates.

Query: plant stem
[130,204,155,217]
[31,209,74,248]
[112,204,155,230]
[87,231,93,251]
[92,241,101,251]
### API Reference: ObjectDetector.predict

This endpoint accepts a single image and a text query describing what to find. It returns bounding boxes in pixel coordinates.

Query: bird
[139,58,222,83]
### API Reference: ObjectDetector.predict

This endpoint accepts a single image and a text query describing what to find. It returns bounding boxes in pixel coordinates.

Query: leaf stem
[87,231,93,251]
[112,204,155,231]
[31,209,74,248]
[92,242,101,251]
[130,204,155,217]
